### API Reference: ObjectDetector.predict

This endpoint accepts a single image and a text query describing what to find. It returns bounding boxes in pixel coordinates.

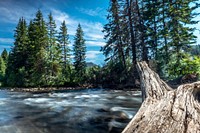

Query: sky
[0,0,109,65]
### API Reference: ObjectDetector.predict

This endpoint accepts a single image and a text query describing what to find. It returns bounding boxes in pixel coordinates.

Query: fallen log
[123,61,200,133]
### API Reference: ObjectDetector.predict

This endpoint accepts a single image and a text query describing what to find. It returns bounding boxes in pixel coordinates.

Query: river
[0,89,142,133]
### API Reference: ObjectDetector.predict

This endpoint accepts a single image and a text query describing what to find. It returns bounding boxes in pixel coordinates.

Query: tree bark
[123,61,200,133]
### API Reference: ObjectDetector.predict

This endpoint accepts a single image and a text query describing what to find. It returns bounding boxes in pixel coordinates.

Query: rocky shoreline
[1,86,94,93]
[0,78,194,93]
[0,85,139,93]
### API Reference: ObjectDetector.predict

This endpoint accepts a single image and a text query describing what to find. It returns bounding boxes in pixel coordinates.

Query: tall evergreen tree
[25,20,36,86]
[58,21,70,69]
[103,0,200,82]
[166,0,199,77]
[73,24,86,81]
[5,17,29,87]
[124,0,141,82]
[47,12,57,61]
[102,0,133,84]
[0,57,6,85]
[1,49,8,64]
[58,20,71,82]
[29,10,49,86]
[102,0,127,70]
[47,12,62,86]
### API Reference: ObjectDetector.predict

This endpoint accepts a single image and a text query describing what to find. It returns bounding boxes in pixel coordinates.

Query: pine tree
[166,0,199,78]
[102,0,133,84]
[102,0,200,81]
[102,0,126,70]
[124,0,141,83]
[135,0,148,62]
[73,24,86,82]
[139,0,199,78]
[142,0,160,60]
[58,20,71,82]
[5,17,29,87]
[1,49,8,64]
[0,49,7,85]
[29,10,49,86]
[47,12,62,86]
[0,57,6,86]
[25,20,36,86]
[58,21,70,69]
[47,12,57,61]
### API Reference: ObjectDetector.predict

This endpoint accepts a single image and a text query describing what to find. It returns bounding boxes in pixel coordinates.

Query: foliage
[181,55,200,75]
[190,45,200,56]
[167,53,200,78]
[73,24,86,82]
[3,10,90,87]
[0,57,6,86]
[5,17,29,87]
[28,10,49,86]
[58,20,71,83]
[1,2,200,88]
[46,12,63,86]
[85,65,101,85]
[1,49,8,64]
[102,0,200,83]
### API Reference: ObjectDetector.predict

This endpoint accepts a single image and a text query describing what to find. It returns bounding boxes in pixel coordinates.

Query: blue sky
[0,0,109,65]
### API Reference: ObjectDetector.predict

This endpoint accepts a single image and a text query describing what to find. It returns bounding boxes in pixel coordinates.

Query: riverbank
[1,86,94,93]
[0,82,141,93]
[1,85,140,93]
[0,78,193,93]
[0,81,183,93]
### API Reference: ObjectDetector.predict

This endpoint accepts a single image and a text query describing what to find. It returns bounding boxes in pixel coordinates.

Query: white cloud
[86,40,105,46]
[0,38,14,44]
[77,7,105,17]
[52,9,69,22]
[0,6,106,47]
[52,9,79,35]
[86,34,104,40]
[51,9,105,47]
[0,6,35,24]
[86,51,102,59]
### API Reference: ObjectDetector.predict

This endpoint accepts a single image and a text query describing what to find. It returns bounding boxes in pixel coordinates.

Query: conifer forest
[0,0,200,88]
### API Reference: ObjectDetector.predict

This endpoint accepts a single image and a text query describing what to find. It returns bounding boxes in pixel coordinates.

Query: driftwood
[123,61,200,133]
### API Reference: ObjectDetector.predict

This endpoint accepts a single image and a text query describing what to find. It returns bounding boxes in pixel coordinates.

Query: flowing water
[0,89,142,133]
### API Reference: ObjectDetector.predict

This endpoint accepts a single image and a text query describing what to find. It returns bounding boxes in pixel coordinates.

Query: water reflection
[0,89,142,133]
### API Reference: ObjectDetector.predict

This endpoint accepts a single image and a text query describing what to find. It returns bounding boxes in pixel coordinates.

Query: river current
[0,89,142,133]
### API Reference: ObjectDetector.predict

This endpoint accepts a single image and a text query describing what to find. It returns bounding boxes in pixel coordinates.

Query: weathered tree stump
[123,61,200,133]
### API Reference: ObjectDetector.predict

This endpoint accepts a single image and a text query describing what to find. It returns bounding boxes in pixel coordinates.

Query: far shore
[0,78,191,93]
[0,85,140,93]
[0,80,185,93]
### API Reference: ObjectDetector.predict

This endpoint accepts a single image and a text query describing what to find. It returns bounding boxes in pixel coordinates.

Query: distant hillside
[190,44,200,56]
[86,62,98,67]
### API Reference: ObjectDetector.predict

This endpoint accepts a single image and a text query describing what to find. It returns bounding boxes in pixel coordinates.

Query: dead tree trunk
[123,61,200,133]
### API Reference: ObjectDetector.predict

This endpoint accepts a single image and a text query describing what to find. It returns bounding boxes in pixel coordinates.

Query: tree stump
[122,61,200,133]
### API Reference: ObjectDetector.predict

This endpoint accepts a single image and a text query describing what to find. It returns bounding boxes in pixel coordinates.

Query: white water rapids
[0,89,142,133]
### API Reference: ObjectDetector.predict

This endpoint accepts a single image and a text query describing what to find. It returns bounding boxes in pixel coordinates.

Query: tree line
[0,10,88,87]
[1,0,200,88]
